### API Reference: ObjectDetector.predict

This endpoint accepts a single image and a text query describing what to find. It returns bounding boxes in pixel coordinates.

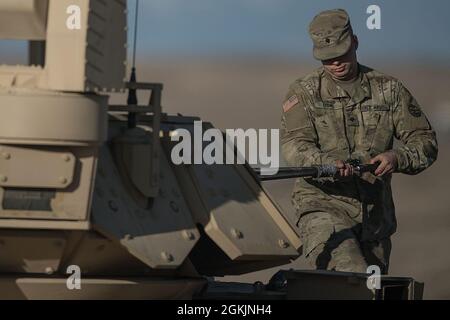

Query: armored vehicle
[0,0,422,300]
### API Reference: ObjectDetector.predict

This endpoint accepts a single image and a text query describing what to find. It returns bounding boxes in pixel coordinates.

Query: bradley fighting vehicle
[0,0,423,299]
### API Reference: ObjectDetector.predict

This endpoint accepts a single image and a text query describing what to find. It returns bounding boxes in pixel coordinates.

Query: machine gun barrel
[254,162,379,181]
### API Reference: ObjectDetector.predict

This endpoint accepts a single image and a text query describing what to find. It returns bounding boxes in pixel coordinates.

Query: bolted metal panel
[234,165,302,250]
[60,231,156,276]
[189,163,298,260]
[0,145,75,189]
[112,127,160,200]
[160,119,299,266]
[0,147,98,221]
[91,144,199,269]
[0,276,206,300]
[0,229,66,274]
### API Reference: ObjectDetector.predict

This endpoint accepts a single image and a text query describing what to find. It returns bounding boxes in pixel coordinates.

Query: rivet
[62,154,71,162]
[45,267,54,275]
[108,200,118,212]
[161,251,174,262]
[182,230,195,241]
[231,228,243,239]
[2,153,11,160]
[59,177,68,184]
[0,175,8,183]
[278,239,290,249]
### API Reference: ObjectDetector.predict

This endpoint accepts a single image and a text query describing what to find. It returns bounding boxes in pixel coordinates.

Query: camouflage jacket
[280,64,438,240]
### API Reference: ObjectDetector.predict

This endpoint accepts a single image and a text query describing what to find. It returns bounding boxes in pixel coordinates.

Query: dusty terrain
[129,58,450,299]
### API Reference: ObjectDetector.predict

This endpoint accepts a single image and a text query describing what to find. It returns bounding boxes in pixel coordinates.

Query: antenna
[127,0,139,128]
[132,0,139,70]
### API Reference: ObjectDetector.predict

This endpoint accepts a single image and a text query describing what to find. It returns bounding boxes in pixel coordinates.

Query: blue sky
[1,0,450,64]
[132,0,450,63]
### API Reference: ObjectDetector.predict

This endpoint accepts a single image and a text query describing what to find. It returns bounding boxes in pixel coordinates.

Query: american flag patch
[282,95,299,113]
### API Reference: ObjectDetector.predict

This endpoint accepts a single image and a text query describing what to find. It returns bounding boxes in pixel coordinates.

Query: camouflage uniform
[281,64,438,273]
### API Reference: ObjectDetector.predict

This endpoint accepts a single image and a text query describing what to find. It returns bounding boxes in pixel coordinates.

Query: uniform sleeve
[280,85,337,167]
[391,82,438,175]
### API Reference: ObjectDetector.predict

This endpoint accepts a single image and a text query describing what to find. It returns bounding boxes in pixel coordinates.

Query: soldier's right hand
[335,160,354,177]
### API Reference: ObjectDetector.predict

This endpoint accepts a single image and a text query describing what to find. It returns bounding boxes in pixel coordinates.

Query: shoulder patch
[283,95,299,113]
[408,104,422,117]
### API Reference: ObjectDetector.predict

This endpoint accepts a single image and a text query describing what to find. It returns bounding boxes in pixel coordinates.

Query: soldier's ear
[353,35,359,51]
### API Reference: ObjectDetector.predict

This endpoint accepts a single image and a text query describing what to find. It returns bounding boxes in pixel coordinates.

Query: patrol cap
[309,9,354,61]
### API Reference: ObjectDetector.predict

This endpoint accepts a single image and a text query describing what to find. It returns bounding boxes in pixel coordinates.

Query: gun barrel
[255,167,319,181]
[254,162,379,181]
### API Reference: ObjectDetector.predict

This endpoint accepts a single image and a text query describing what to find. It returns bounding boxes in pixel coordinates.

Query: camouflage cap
[309,9,353,61]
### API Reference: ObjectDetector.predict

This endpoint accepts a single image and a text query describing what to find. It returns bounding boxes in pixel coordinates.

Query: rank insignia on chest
[408,104,422,117]
[347,114,360,126]
[322,101,335,109]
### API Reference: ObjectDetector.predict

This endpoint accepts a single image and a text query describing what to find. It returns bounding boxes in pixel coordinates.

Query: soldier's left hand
[370,151,398,176]
[335,159,354,177]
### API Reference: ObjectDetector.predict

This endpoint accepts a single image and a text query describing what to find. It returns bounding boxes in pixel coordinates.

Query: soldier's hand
[370,151,398,176]
[335,160,354,177]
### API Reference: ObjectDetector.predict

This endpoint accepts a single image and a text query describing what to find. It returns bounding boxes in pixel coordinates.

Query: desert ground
[127,57,450,299]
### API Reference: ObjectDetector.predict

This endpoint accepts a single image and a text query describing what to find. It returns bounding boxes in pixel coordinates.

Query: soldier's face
[321,38,358,80]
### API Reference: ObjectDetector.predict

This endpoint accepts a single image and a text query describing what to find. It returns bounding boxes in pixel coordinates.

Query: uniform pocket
[361,104,393,152]
[314,113,339,152]
[361,111,381,151]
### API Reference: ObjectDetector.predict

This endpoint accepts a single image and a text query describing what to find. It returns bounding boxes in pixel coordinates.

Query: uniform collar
[321,64,371,104]
[359,65,372,100]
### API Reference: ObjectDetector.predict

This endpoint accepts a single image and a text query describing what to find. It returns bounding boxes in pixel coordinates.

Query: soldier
[281,9,438,274]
